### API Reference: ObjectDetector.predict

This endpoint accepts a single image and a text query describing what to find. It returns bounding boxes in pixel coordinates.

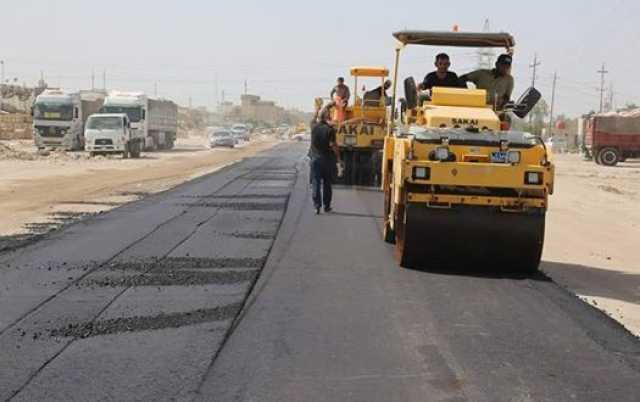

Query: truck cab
[32,89,105,151]
[85,113,142,158]
[101,91,177,151]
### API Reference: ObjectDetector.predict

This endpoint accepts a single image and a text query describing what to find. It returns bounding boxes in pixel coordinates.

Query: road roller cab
[332,66,390,186]
[382,30,555,273]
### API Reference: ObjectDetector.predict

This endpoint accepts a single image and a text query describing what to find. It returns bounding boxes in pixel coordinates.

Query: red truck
[585,111,640,166]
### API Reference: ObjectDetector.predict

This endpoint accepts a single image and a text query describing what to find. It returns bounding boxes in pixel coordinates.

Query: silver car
[209,129,236,148]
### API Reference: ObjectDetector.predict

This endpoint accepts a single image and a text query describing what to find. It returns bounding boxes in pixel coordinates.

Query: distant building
[218,94,310,126]
[240,94,285,124]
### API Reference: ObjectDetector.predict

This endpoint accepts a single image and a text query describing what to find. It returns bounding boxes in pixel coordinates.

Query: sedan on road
[208,129,236,148]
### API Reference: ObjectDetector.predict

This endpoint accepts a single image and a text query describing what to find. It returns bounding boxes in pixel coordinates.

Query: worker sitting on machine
[460,54,514,110]
[419,53,463,90]
[330,77,351,122]
[363,79,392,106]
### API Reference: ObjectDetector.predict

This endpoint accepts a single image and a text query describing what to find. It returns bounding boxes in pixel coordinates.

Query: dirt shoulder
[543,153,640,336]
[0,136,278,241]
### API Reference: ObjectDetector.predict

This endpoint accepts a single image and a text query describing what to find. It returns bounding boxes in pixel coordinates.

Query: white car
[208,129,236,148]
[231,124,250,141]
[292,132,311,142]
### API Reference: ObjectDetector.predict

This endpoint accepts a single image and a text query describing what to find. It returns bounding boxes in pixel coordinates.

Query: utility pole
[528,54,541,124]
[214,72,219,110]
[529,53,541,88]
[547,72,558,140]
[597,63,608,113]
[607,82,615,112]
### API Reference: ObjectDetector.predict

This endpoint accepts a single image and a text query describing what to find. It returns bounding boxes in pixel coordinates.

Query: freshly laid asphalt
[1,142,639,401]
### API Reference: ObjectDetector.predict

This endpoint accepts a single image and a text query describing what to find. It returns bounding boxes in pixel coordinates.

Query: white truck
[32,89,105,150]
[100,91,178,150]
[84,113,144,158]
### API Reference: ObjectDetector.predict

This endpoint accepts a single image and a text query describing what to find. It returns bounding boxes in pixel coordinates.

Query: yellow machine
[331,66,389,186]
[382,31,554,273]
[291,122,307,137]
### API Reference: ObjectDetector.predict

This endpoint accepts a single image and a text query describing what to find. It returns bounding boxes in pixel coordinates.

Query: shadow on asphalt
[333,185,383,193]
[403,263,554,282]
[327,211,383,219]
[541,261,640,304]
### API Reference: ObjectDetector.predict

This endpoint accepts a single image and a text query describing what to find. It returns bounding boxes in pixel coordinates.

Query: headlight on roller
[344,135,357,146]
[525,171,543,185]
[434,146,450,161]
[412,166,430,180]
[507,151,521,164]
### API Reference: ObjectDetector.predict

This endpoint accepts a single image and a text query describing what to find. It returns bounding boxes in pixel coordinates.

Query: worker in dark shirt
[309,107,340,214]
[419,53,463,90]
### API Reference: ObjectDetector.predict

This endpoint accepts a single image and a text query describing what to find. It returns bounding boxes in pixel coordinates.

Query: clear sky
[2,0,638,116]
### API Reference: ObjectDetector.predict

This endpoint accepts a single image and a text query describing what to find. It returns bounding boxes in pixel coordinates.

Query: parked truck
[85,113,145,158]
[32,89,105,150]
[100,91,178,150]
[585,110,640,166]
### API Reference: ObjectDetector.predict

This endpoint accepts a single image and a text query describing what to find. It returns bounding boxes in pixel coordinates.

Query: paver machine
[382,31,554,273]
[318,66,390,186]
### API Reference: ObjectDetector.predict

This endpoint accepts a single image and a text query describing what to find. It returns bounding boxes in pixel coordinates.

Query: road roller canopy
[350,66,389,77]
[393,31,515,48]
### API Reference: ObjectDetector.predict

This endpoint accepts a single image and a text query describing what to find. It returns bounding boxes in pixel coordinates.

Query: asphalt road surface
[1,142,640,401]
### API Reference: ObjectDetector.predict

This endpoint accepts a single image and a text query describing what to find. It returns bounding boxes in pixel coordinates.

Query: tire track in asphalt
[193,156,307,397]
[0,160,269,338]
[6,157,281,401]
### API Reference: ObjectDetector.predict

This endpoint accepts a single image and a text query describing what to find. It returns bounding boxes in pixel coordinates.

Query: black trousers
[311,157,333,209]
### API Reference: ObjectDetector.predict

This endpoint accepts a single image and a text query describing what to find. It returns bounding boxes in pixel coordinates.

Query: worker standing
[309,106,340,214]
[330,77,350,122]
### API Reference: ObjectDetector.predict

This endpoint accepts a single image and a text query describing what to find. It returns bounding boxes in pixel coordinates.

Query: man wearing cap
[460,54,514,110]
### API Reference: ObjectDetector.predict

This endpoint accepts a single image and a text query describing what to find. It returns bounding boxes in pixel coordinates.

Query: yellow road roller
[332,66,390,186]
[382,31,554,273]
